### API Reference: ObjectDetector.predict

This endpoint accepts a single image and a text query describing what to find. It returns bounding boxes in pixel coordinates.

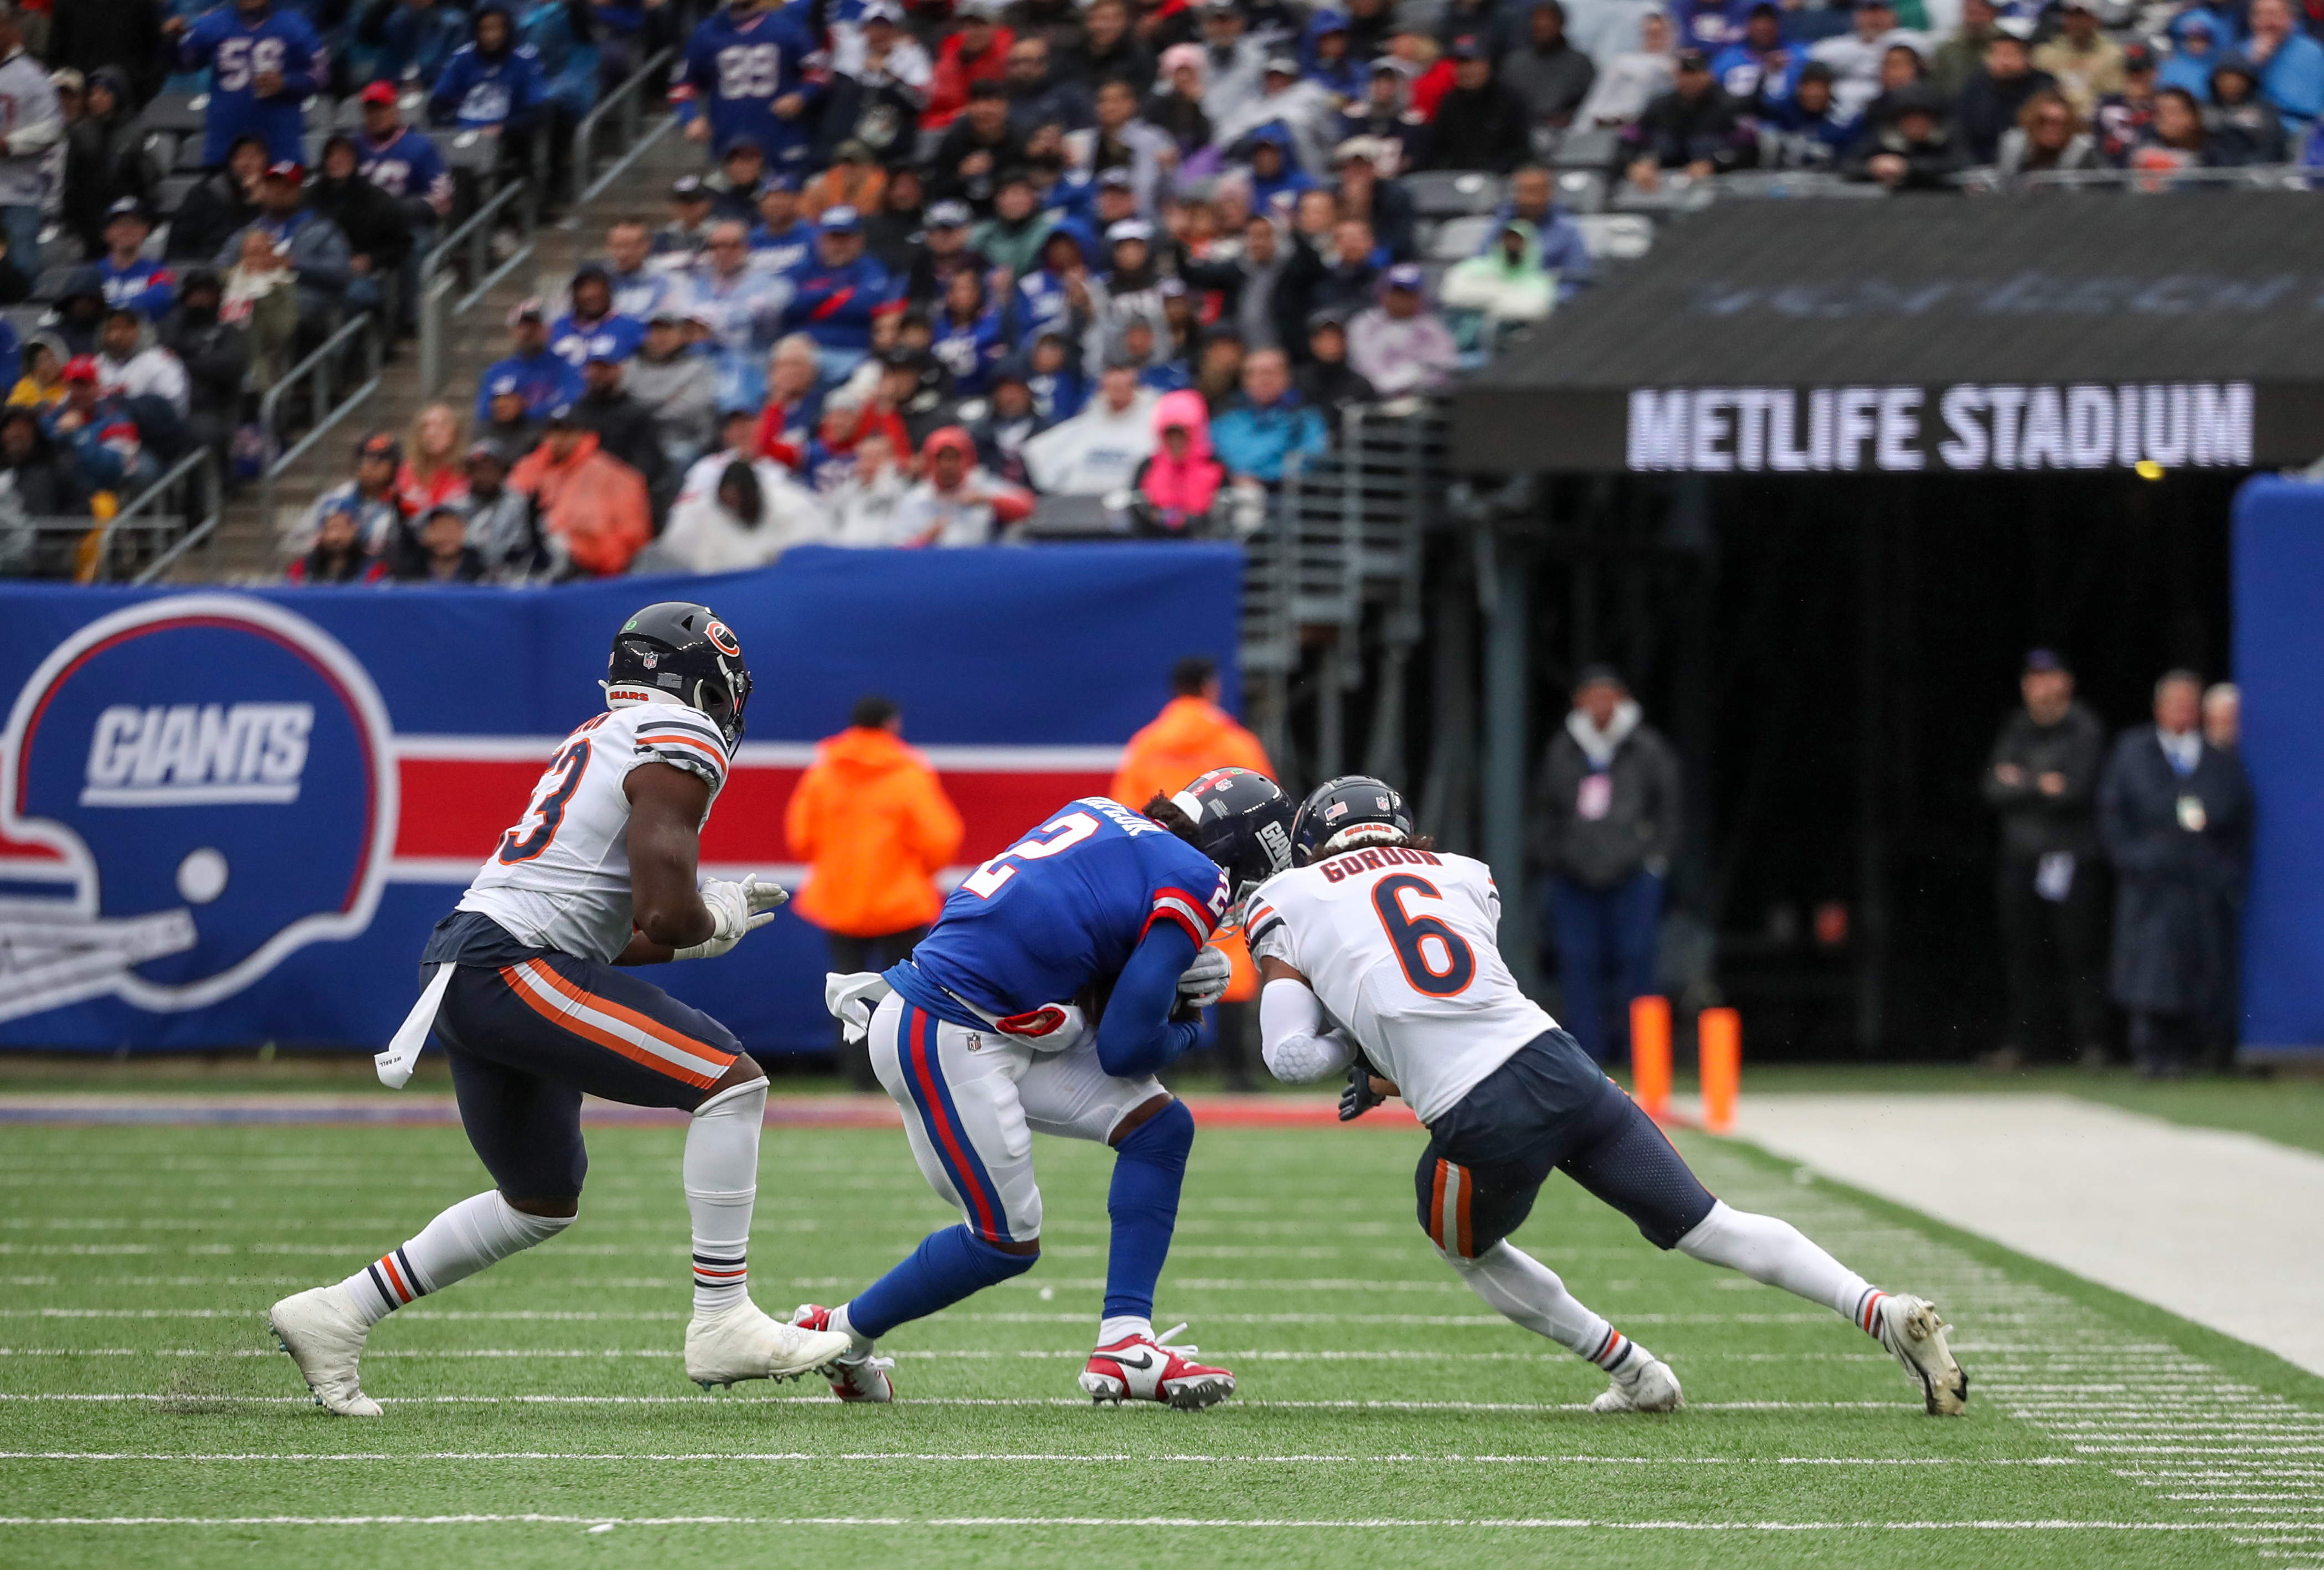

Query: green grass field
[4,1111,2323,1569]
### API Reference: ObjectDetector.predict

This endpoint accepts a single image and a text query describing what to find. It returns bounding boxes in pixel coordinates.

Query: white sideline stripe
[0,1516,2269,1532]
[0,1452,2092,1467]
[1735,1094,2324,1377]
[0,1393,1906,1411]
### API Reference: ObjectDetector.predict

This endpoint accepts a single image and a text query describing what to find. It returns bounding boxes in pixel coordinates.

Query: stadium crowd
[0,0,2308,572]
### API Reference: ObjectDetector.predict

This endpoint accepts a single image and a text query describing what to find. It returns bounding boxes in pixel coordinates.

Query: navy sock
[1104,1099,1194,1321]
[847,1224,1034,1341]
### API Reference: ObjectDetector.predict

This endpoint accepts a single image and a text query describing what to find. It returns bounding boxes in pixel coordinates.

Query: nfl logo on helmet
[0,597,398,1024]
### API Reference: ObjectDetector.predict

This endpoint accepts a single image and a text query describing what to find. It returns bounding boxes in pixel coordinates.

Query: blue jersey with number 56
[893,797,1228,1027]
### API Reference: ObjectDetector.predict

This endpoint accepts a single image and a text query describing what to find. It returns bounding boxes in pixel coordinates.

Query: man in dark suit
[2098,669,2252,1078]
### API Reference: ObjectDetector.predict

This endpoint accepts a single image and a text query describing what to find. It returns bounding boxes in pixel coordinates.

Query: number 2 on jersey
[498,740,592,864]
[1371,873,1476,997]
[961,811,1100,898]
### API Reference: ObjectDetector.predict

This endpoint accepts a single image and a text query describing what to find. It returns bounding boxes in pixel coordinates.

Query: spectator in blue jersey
[356,82,455,224]
[549,266,648,369]
[352,0,470,91]
[596,218,684,321]
[519,0,602,129]
[749,174,817,275]
[1763,60,1859,166]
[678,0,827,175]
[683,218,792,363]
[2160,11,2224,103]
[1712,3,1799,110]
[217,163,357,342]
[1119,313,1190,393]
[1300,9,1363,98]
[473,297,584,424]
[1238,123,1317,211]
[1022,325,1085,421]
[1013,224,1091,342]
[431,3,548,134]
[2244,0,2324,129]
[927,267,1006,394]
[780,206,896,380]
[172,0,328,170]
[94,200,179,323]
[1209,347,1325,485]
[706,137,769,223]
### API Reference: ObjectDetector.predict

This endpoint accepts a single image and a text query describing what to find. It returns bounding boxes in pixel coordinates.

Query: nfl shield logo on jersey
[0,597,399,1024]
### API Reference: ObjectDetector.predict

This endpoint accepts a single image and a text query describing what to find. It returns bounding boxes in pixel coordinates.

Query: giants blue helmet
[1291,775,1414,865]
[1167,766,1294,905]
[0,596,397,1024]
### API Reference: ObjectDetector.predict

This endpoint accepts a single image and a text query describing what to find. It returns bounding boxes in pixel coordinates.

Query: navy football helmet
[1291,776,1414,865]
[606,602,753,749]
[1168,766,1295,906]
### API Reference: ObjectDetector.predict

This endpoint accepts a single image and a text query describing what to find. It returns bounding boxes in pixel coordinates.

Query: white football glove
[1177,944,1234,1010]
[673,874,788,960]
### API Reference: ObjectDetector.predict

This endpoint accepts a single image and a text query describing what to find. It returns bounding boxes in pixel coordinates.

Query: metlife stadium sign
[0,546,1242,1055]
[1623,382,2254,474]
[1450,194,2324,475]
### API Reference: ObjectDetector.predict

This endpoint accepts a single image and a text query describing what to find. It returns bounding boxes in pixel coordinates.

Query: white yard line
[0,1514,2283,1532]
[1733,1094,2324,1378]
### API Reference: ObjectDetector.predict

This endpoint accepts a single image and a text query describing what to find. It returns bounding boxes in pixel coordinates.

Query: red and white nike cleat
[789,1304,895,1403]
[1079,1323,1235,1410]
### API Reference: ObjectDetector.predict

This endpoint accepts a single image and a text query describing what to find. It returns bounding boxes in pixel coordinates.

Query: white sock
[1676,1200,1878,1329]
[1441,1241,1651,1377]
[339,1191,572,1327]
[1098,1315,1155,1347]
[829,1302,874,1357]
[686,1078,767,1316]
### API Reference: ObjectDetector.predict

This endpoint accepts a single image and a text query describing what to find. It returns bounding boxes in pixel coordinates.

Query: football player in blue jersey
[173,0,329,168]
[803,767,1297,1408]
[676,0,828,175]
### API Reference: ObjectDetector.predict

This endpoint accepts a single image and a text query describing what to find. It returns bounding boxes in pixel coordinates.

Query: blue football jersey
[180,4,328,167]
[897,797,1229,1025]
[677,1,825,168]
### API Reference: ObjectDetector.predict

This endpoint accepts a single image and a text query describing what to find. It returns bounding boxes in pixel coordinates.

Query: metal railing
[256,313,384,538]
[107,448,224,585]
[574,45,681,208]
[417,178,535,396]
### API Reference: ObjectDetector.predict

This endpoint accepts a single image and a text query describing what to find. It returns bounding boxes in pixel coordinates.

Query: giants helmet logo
[0,597,398,1024]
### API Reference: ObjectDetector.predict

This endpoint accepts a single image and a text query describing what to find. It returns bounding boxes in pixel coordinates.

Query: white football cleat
[685,1300,853,1390]
[1870,1292,1969,1416]
[1079,1323,1235,1410]
[789,1304,896,1403]
[1589,1354,1683,1413]
[269,1285,382,1417]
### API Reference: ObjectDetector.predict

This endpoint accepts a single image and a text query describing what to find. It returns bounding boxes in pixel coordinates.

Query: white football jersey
[458,699,731,963]
[1245,847,1558,1123]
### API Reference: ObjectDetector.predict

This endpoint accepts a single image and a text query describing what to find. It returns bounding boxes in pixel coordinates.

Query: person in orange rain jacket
[786,693,965,1087]
[1110,654,1274,1089]
[508,410,651,577]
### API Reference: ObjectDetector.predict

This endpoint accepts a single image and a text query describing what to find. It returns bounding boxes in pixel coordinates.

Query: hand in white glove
[673,873,789,960]
[1177,943,1234,1010]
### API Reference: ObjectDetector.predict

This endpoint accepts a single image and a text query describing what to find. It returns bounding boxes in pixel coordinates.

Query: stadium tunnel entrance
[1429,195,2312,1061]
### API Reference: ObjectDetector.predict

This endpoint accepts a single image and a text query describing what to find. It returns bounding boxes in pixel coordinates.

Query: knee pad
[491,1192,576,1249]
[1114,1098,1194,1168]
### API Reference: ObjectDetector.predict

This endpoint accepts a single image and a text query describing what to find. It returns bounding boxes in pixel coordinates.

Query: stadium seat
[29,264,74,303]
[3,304,49,343]
[1557,168,1607,213]
[131,92,207,136]
[155,174,202,219]
[443,128,502,173]
[1573,213,1654,261]
[1552,127,1621,171]
[335,96,369,130]
[1405,171,1506,218]
[1426,213,1497,261]
[174,136,210,173]
[142,130,179,174]
[1025,494,1115,537]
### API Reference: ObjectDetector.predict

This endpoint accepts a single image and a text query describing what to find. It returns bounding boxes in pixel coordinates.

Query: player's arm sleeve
[1094,921,1202,1080]
[628,710,730,796]
[1260,977,1354,1085]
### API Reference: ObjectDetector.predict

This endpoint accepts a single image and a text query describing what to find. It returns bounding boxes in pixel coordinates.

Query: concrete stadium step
[188,126,702,583]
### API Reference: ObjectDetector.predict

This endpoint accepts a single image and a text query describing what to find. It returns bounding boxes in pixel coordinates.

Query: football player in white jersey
[267,602,851,1416]
[1247,776,1970,1417]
